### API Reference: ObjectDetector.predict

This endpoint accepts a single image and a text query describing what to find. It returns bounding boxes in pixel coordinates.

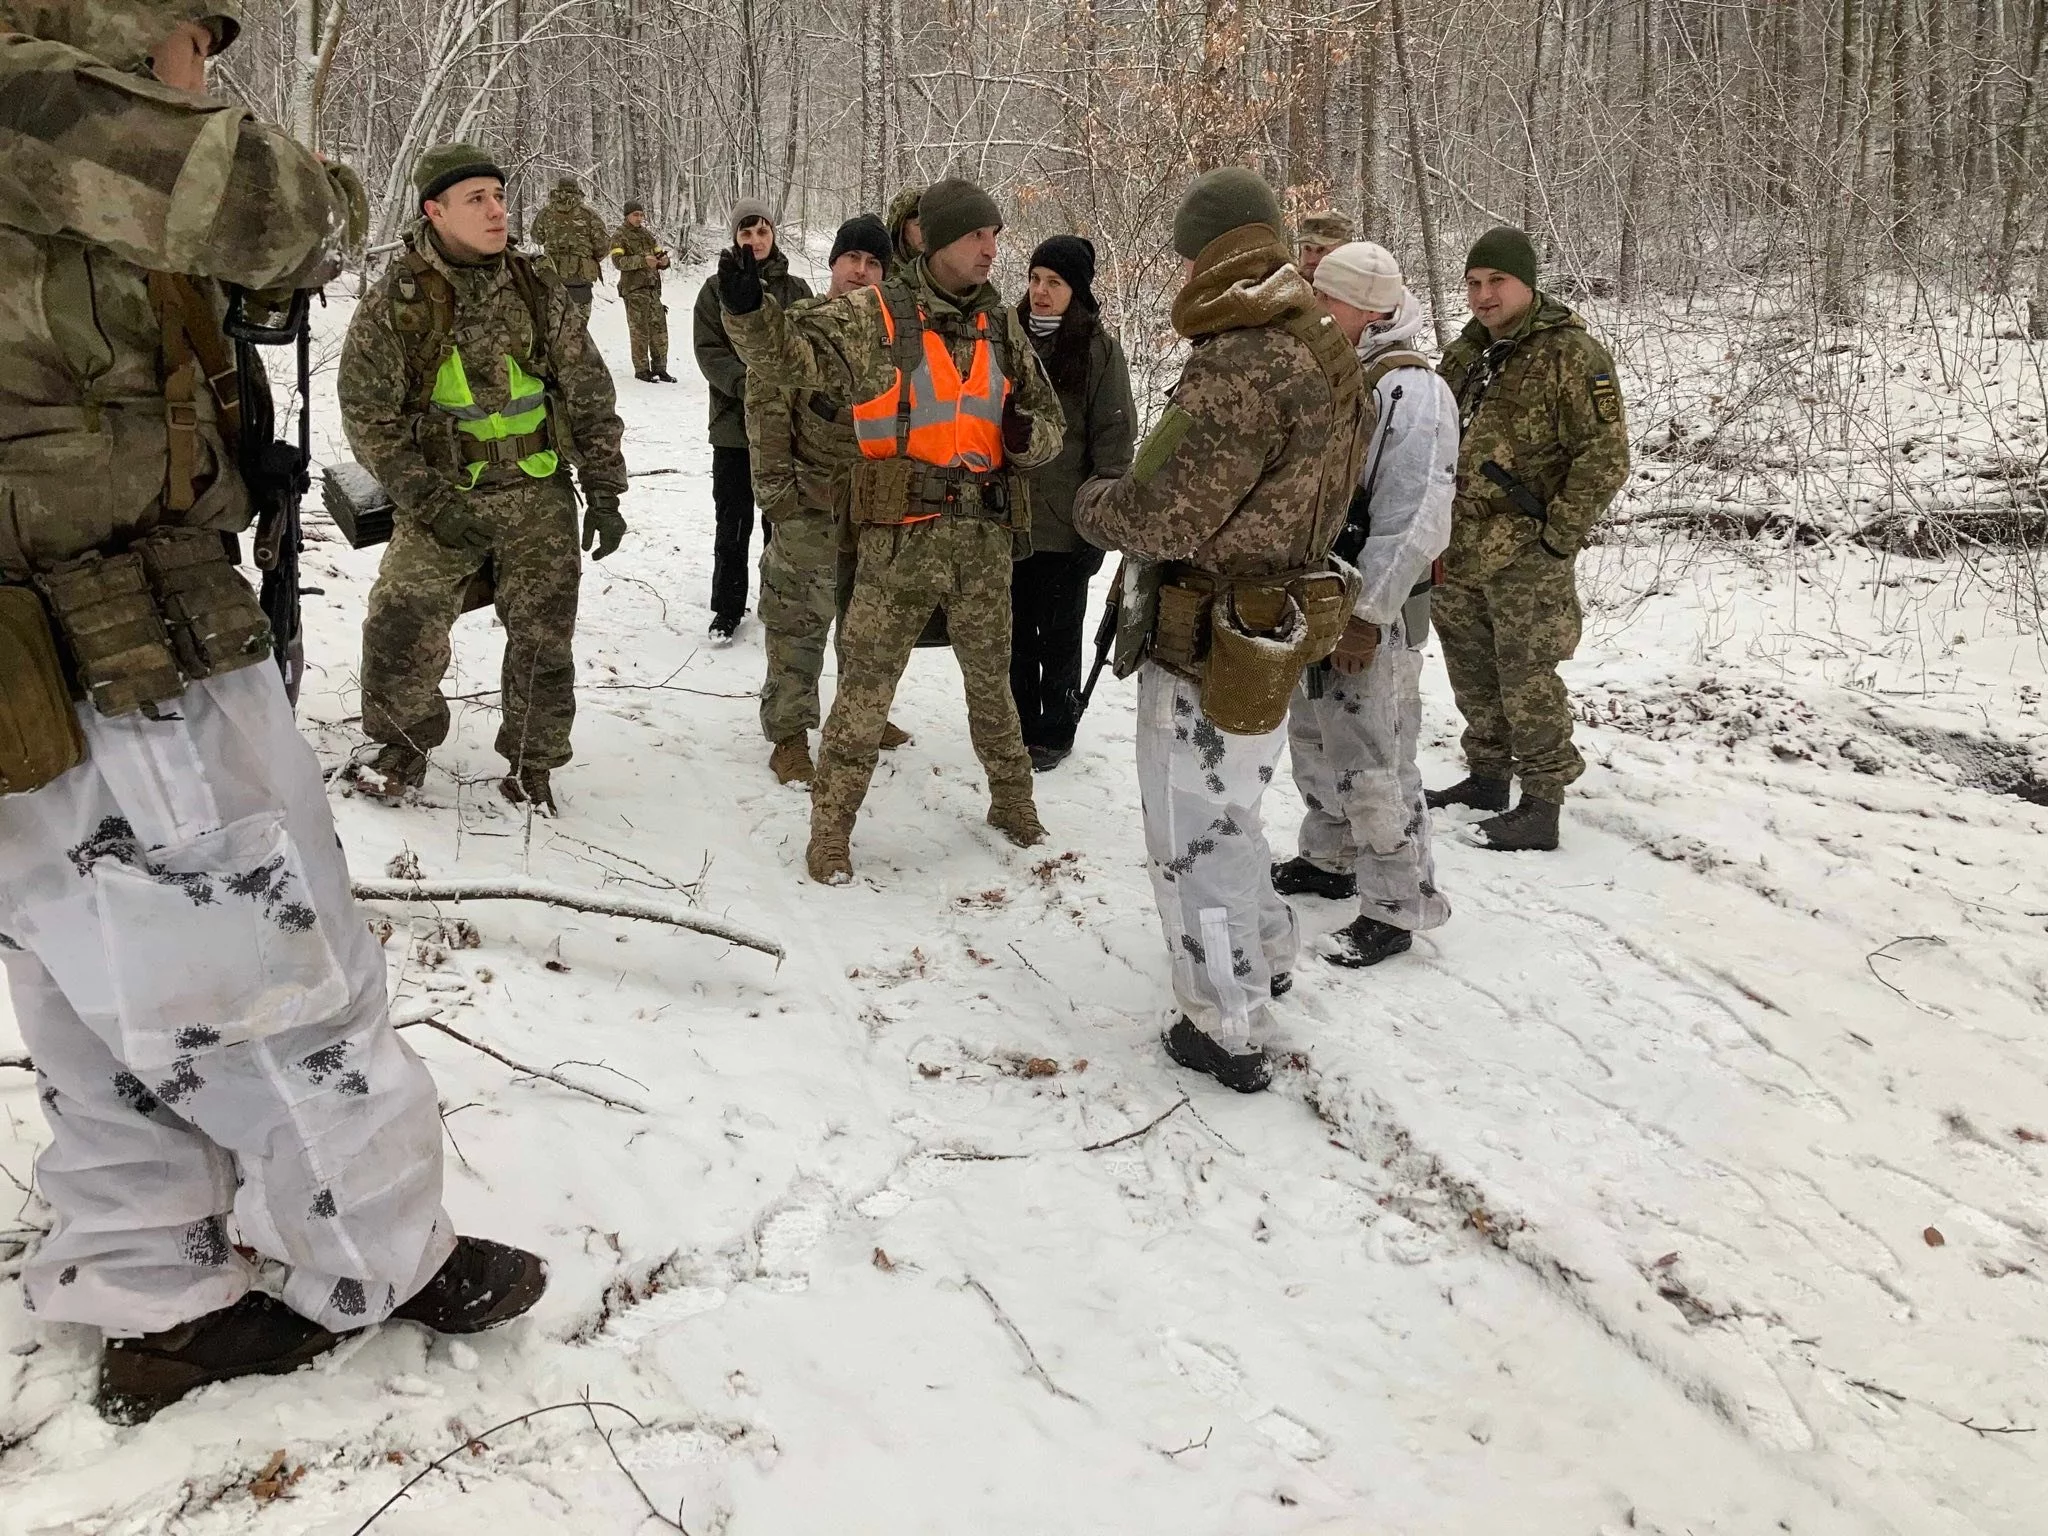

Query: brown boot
[986,795,1046,848]
[806,815,854,884]
[878,721,913,751]
[499,766,556,816]
[349,744,425,804]
[770,734,815,785]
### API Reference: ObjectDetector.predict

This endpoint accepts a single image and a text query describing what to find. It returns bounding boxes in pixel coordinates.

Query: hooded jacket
[530,185,610,288]
[1349,289,1455,625]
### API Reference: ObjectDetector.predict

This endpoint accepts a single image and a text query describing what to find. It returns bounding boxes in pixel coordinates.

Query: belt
[908,466,1009,520]
[461,425,554,466]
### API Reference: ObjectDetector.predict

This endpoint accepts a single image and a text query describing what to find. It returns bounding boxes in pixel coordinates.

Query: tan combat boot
[806,815,855,884]
[500,766,556,816]
[986,794,1046,848]
[878,721,912,751]
[770,734,815,785]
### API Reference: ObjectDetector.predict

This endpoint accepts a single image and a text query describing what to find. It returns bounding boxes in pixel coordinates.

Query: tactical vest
[147,271,243,513]
[1281,305,1370,566]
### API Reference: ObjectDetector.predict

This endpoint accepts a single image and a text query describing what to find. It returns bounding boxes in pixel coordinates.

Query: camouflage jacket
[724,257,1064,487]
[338,222,627,529]
[1437,294,1629,565]
[1073,226,1365,579]
[885,186,924,280]
[0,30,352,576]
[695,248,810,449]
[610,222,666,295]
[745,296,859,520]
[530,191,609,287]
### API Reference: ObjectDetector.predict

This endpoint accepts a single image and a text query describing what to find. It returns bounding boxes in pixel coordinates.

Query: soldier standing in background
[610,201,672,382]
[748,214,911,785]
[343,142,628,816]
[0,1,543,1424]
[1074,168,1367,1095]
[718,177,1065,884]
[1296,209,1354,285]
[885,185,926,278]
[694,199,813,640]
[530,176,609,329]
[1428,227,1630,851]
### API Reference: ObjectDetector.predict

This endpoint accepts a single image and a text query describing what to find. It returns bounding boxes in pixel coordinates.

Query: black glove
[423,499,493,555]
[582,495,626,560]
[1001,397,1032,457]
[718,246,763,314]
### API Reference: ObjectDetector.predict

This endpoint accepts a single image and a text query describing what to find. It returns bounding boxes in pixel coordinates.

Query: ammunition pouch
[34,551,184,717]
[0,585,88,796]
[138,527,274,683]
[1146,561,1361,737]
[851,459,1021,530]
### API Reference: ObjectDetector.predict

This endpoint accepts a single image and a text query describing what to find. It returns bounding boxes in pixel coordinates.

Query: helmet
[1,0,241,72]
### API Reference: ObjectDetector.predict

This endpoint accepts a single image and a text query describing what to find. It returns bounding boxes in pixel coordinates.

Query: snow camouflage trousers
[1287,617,1452,934]
[1136,665,1298,1052]
[812,519,1034,830]
[624,290,668,373]
[0,665,453,1334]
[361,474,582,772]
[759,507,856,744]
[1432,536,1585,802]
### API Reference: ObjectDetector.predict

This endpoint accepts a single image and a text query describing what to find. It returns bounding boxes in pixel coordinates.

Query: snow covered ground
[3,271,2046,1535]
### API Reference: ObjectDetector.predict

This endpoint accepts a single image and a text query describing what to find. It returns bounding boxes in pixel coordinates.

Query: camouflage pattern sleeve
[337,279,462,529]
[1001,304,1065,472]
[545,282,628,499]
[745,371,798,515]
[1544,331,1631,556]
[722,287,897,402]
[1072,331,1279,562]
[0,35,348,288]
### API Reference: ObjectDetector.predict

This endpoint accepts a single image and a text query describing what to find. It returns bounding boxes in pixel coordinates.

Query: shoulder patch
[1131,404,1196,487]
[1590,371,1622,424]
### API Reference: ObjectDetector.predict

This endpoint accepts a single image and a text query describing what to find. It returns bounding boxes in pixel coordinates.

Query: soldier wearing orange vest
[717,178,1065,883]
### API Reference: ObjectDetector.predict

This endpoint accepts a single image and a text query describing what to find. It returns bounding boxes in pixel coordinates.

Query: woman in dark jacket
[1012,236,1136,771]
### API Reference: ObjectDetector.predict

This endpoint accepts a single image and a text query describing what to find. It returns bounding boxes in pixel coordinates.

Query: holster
[34,551,184,717]
[138,527,273,682]
[0,585,88,796]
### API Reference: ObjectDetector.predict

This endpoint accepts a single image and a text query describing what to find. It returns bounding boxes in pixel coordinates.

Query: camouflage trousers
[1287,614,1451,933]
[759,507,855,744]
[361,475,582,772]
[623,290,668,373]
[1434,541,1584,803]
[1136,664,1298,1052]
[812,518,1032,830]
[0,664,453,1333]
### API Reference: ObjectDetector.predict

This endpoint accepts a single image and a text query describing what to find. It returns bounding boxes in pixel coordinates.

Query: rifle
[225,287,318,707]
[1076,559,1126,719]
[1478,458,1568,559]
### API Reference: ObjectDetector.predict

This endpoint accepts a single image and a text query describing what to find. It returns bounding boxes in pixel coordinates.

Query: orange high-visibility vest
[850,292,1009,474]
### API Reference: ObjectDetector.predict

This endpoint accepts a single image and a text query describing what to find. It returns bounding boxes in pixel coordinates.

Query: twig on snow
[580,1391,692,1532]
[1956,1417,2037,1437]
[347,1398,684,1535]
[0,1056,31,1073]
[1006,942,1051,986]
[1160,1426,1213,1458]
[962,1276,1081,1404]
[352,876,784,961]
[398,1014,644,1114]
[1082,1096,1191,1153]
[1865,934,1948,1006]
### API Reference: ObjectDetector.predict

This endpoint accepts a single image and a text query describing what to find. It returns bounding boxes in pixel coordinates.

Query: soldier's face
[829,250,885,297]
[736,220,775,260]
[1299,242,1336,280]
[930,227,999,293]
[148,19,213,92]
[902,217,924,254]
[626,211,645,228]
[1319,294,1372,346]
[426,178,510,260]
[1467,267,1536,335]
[1027,268,1073,318]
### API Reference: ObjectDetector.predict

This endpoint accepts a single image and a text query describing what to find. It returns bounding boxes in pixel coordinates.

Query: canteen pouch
[850,457,916,527]
[34,552,184,717]
[138,527,273,681]
[0,586,87,796]
[1151,580,1212,678]
[1202,584,1310,736]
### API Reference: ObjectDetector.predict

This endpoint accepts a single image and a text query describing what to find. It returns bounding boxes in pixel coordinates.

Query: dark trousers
[1009,548,1102,752]
[711,444,758,627]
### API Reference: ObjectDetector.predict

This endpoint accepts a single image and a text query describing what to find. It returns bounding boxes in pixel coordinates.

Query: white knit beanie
[1312,241,1404,315]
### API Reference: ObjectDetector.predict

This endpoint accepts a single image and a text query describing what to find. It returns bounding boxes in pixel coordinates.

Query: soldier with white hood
[1274,242,1456,966]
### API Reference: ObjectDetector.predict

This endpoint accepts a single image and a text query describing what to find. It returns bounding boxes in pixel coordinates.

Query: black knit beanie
[918,178,1004,257]
[1026,235,1098,311]
[1465,226,1540,290]
[830,215,894,271]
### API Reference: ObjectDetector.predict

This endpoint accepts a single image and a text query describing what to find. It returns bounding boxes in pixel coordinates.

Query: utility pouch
[0,586,87,795]
[1294,566,1355,666]
[34,552,184,717]
[1151,580,1213,679]
[1202,584,1309,736]
[851,458,916,527]
[138,527,272,681]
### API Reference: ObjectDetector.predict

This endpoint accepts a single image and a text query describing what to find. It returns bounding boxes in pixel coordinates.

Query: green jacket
[531,189,609,287]
[693,247,810,449]
[609,221,668,296]
[1017,307,1135,554]
[885,186,924,281]
[1437,294,1629,569]
[745,296,861,520]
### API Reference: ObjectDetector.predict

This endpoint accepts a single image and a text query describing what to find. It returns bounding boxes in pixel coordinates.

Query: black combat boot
[651,361,677,383]
[632,369,655,382]
[350,744,426,803]
[1476,796,1561,852]
[392,1237,548,1334]
[1270,855,1357,900]
[1028,745,1071,773]
[1269,972,1293,999]
[98,1292,345,1425]
[1323,914,1414,968]
[1164,1018,1272,1094]
[499,767,556,816]
[1425,775,1512,812]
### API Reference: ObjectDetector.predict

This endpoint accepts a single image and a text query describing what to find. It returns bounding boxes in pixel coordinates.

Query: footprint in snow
[1161,1332,1330,1462]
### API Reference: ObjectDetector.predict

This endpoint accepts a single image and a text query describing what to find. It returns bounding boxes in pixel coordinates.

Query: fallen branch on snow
[397,1014,644,1114]
[962,1276,1082,1404]
[0,1056,31,1073]
[1082,1096,1191,1152]
[352,877,783,960]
